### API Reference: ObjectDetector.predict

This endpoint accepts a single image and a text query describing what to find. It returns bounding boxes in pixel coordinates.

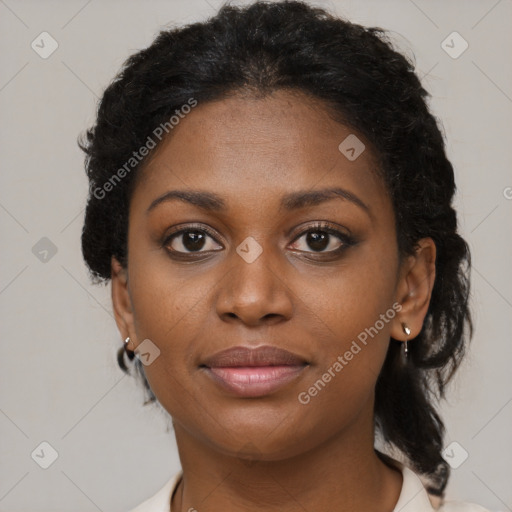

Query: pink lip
[201,345,309,397]
[204,365,307,397]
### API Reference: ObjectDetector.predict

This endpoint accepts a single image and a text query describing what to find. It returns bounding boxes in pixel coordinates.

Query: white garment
[127,462,490,512]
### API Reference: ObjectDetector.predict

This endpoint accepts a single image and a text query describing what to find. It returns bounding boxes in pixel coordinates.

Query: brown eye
[290,223,356,254]
[163,226,223,254]
[292,231,341,252]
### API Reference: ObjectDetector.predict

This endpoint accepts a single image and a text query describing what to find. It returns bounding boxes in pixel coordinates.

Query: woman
[78,1,489,510]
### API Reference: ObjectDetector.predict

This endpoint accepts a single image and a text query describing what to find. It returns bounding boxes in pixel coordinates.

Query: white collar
[391,463,440,512]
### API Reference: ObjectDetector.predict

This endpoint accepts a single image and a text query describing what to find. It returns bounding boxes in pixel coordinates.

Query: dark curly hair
[78,0,472,497]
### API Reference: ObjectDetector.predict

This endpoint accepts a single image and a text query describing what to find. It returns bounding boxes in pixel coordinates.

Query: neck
[171,408,402,512]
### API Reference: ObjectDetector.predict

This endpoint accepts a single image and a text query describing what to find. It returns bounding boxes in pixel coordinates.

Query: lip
[201,345,309,398]
[202,345,308,368]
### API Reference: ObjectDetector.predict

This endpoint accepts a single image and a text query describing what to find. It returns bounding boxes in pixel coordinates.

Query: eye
[289,222,355,254]
[162,224,223,255]
[162,221,356,259]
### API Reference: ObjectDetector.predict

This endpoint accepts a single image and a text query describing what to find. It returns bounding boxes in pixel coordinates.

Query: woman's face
[113,89,415,460]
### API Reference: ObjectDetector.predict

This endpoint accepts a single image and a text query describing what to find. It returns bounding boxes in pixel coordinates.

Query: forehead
[130,89,389,217]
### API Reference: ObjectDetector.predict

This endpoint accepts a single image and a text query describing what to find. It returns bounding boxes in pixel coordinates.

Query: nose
[215,241,294,327]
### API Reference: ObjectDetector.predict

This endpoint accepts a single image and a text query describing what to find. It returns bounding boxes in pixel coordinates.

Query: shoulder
[439,501,492,512]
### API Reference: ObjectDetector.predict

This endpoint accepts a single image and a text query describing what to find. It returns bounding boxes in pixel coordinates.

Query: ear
[111,256,137,351]
[390,238,436,342]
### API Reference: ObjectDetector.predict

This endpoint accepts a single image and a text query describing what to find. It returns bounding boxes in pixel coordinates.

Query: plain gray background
[0,0,511,510]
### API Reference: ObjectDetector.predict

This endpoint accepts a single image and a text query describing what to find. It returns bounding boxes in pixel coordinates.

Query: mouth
[200,345,310,398]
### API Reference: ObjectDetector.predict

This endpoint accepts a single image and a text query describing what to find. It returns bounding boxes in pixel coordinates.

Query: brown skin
[111,89,436,512]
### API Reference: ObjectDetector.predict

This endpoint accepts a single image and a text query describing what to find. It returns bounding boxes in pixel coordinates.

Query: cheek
[297,243,399,394]
[307,245,398,342]
[126,261,208,415]
[128,266,206,349]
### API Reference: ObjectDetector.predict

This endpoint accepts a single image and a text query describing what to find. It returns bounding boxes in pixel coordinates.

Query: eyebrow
[146,187,371,217]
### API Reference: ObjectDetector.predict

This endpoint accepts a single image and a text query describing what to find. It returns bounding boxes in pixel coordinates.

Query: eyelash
[161,221,357,259]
